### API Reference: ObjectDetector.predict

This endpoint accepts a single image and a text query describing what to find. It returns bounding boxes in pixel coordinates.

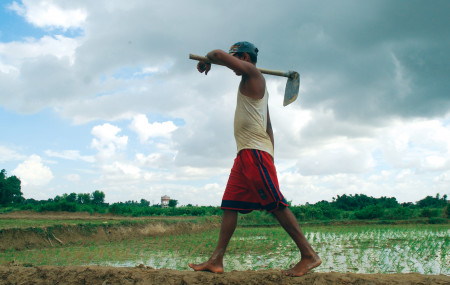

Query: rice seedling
[1,224,448,274]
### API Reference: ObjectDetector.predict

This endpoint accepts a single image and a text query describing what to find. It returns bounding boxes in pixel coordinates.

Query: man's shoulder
[239,78,266,100]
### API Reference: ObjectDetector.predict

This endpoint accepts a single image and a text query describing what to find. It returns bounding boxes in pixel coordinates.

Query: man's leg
[272,207,322,277]
[188,209,238,273]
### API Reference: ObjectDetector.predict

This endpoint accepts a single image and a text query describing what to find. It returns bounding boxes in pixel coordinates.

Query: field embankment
[0,211,219,251]
[1,265,449,285]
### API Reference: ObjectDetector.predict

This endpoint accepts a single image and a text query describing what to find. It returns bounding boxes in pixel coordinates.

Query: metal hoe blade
[284,71,300,106]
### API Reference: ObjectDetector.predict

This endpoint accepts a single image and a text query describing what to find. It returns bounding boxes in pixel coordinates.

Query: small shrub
[355,205,384,219]
[420,208,440,218]
[384,207,416,220]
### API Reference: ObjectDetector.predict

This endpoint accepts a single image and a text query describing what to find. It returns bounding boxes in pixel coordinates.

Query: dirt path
[1,265,449,285]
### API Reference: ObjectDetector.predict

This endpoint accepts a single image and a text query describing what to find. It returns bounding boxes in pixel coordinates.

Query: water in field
[99,225,450,275]
[3,225,449,275]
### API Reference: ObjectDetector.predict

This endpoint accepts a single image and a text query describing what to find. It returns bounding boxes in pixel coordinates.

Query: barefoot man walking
[188,41,321,277]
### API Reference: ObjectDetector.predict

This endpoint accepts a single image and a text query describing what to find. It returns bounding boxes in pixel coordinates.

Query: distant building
[161,195,170,208]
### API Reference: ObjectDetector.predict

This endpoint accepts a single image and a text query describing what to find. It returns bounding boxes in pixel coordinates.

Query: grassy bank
[0,215,220,252]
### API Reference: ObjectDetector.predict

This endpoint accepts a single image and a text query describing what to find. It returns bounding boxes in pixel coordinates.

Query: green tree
[333,194,377,211]
[77,193,91,204]
[420,208,440,218]
[416,194,448,208]
[168,199,178,208]
[66,193,77,203]
[377,196,399,208]
[92,190,105,205]
[0,169,23,205]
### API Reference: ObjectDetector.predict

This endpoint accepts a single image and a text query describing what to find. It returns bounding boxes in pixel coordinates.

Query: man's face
[232,53,242,60]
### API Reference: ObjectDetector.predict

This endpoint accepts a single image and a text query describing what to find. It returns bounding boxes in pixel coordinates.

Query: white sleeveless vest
[233,88,274,157]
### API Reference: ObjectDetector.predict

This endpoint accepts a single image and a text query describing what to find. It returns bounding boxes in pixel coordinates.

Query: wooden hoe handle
[189,54,293,78]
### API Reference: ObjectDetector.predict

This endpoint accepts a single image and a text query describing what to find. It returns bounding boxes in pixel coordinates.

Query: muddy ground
[1,211,449,284]
[1,265,449,285]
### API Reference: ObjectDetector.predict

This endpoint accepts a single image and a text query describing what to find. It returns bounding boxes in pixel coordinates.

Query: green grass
[0,216,213,230]
[2,224,449,275]
[0,219,122,229]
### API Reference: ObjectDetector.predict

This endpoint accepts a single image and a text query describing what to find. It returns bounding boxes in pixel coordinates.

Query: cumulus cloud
[0,34,82,111]
[135,153,175,169]
[296,139,376,175]
[101,161,142,180]
[129,114,178,143]
[380,119,450,172]
[0,35,80,64]
[91,123,128,160]
[8,0,87,30]
[12,155,54,186]
[276,116,450,204]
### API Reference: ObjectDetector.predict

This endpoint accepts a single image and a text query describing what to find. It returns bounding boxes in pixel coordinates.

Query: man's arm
[206,49,265,100]
[206,49,259,77]
[196,49,255,76]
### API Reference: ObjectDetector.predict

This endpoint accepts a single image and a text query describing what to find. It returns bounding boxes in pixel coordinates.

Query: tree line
[1,169,448,222]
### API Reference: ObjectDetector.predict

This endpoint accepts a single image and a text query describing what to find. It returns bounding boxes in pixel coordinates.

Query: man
[188,41,321,277]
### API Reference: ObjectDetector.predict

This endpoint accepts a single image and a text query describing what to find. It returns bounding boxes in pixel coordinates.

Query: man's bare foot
[282,255,322,277]
[188,260,224,274]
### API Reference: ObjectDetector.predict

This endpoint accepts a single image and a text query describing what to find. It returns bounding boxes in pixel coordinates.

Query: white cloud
[0,35,80,64]
[295,138,376,175]
[12,155,54,186]
[424,156,447,170]
[8,0,87,30]
[391,52,412,99]
[434,171,450,183]
[91,123,128,160]
[135,152,175,169]
[0,35,82,112]
[101,161,142,180]
[273,116,450,204]
[0,61,19,74]
[45,149,95,163]
[91,123,128,147]
[172,166,228,181]
[136,153,162,165]
[129,114,178,143]
[380,119,450,171]
[64,174,81,182]
[0,146,26,162]
[132,64,173,77]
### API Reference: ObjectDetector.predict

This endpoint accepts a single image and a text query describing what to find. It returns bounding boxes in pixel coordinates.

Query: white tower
[161,195,170,208]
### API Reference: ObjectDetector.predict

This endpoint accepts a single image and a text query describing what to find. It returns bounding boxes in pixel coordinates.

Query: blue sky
[0,0,449,205]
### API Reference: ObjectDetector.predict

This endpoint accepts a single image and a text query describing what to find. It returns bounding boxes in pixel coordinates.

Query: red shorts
[221,149,289,213]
